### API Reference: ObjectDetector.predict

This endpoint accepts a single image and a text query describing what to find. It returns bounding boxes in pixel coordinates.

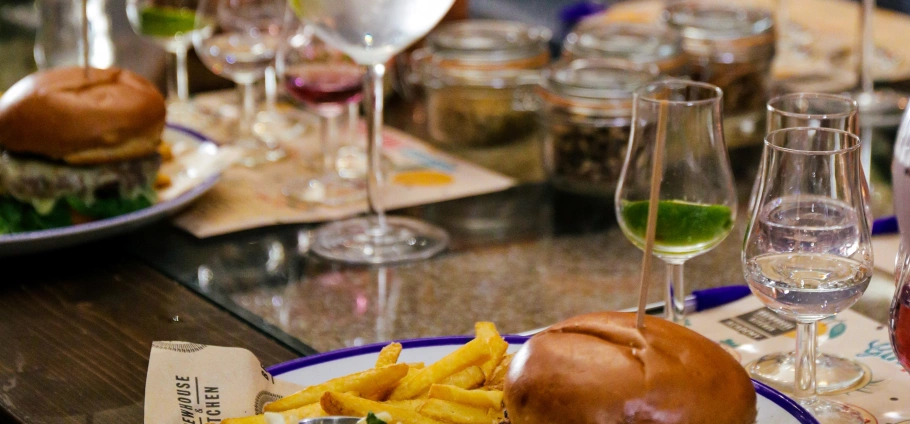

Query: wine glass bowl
[892,244,910,372]
[743,127,871,423]
[615,80,737,322]
[280,24,366,206]
[193,0,287,167]
[127,0,205,124]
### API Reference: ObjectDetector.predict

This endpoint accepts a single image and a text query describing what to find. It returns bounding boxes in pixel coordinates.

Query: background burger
[504,312,757,424]
[0,66,166,234]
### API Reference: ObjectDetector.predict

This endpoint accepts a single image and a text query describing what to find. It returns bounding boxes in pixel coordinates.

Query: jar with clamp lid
[562,22,686,78]
[417,20,552,148]
[664,3,775,147]
[537,58,660,196]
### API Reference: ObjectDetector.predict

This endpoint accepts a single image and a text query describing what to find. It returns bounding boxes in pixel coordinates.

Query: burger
[0,66,166,234]
[504,312,757,424]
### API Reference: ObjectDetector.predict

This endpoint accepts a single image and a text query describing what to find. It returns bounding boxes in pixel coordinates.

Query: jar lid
[426,20,552,70]
[563,22,683,66]
[663,2,774,61]
[538,58,661,115]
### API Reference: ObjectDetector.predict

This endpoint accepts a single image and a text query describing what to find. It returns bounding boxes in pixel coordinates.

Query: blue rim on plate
[0,124,220,256]
[268,335,820,424]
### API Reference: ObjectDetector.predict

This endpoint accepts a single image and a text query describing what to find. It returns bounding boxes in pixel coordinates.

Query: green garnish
[366,412,388,424]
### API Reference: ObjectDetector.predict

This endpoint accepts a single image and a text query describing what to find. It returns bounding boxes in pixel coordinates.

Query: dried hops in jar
[418,20,552,148]
[664,3,775,147]
[562,22,687,78]
[538,59,660,196]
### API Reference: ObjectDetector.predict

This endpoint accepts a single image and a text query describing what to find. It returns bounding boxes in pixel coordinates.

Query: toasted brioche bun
[0,66,165,165]
[504,312,757,424]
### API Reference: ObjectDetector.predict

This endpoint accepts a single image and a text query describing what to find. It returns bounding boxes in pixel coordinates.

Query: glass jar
[537,58,660,196]
[418,20,552,148]
[562,22,687,77]
[664,3,775,147]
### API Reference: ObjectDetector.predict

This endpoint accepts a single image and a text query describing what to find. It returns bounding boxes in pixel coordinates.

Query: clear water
[746,253,870,321]
[757,195,859,257]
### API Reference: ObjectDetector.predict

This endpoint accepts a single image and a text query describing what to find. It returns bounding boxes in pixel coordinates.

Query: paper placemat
[172,123,516,238]
[688,296,909,423]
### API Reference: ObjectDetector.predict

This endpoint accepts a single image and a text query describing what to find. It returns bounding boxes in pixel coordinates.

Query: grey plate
[0,124,220,257]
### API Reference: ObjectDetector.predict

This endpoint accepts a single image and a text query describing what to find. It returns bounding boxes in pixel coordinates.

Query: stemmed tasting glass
[748,93,870,395]
[889,106,910,373]
[891,242,910,373]
[294,0,455,264]
[744,127,872,424]
[279,24,366,206]
[127,0,205,124]
[615,80,738,324]
[193,0,287,167]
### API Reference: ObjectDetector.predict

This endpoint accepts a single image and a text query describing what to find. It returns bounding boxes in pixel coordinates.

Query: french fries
[388,338,491,400]
[376,342,403,368]
[418,399,497,424]
[439,366,485,390]
[321,392,444,424]
[427,385,502,410]
[228,322,512,424]
[265,363,409,412]
[475,322,509,380]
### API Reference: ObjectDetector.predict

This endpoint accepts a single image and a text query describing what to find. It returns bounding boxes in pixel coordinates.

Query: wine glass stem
[364,63,388,233]
[666,262,686,324]
[318,111,340,175]
[794,320,819,404]
[238,82,257,139]
[175,46,190,102]
[859,0,874,95]
[265,65,278,112]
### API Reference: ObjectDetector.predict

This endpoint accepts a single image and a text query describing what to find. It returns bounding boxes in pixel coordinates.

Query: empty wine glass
[615,80,738,324]
[294,0,455,264]
[279,24,366,206]
[127,0,209,124]
[193,0,287,167]
[748,93,870,395]
[744,127,872,424]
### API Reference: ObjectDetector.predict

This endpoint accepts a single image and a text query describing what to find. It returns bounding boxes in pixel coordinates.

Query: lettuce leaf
[366,412,388,424]
[0,196,72,234]
[65,189,155,219]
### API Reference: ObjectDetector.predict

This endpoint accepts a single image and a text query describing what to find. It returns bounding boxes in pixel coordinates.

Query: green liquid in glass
[139,6,196,38]
[620,200,733,253]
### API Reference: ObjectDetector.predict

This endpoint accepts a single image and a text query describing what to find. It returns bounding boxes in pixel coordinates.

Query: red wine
[892,284,910,371]
[284,63,363,106]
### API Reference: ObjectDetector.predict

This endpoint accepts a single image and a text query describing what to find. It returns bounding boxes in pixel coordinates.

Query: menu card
[172,122,516,238]
[689,296,909,423]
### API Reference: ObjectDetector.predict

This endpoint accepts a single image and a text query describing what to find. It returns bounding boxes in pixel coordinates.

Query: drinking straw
[636,99,668,330]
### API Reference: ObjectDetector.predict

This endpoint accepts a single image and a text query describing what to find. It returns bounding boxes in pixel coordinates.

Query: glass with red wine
[892,244,910,372]
[278,23,366,206]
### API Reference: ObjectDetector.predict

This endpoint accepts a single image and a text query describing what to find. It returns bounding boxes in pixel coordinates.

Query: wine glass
[615,80,738,324]
[744,127,872,424]
[892,242,910,372]
[748,93,871,395]
[127,0,207,124]
[279,24,366,206]
[193,0,287,167]
[293,0,455,264]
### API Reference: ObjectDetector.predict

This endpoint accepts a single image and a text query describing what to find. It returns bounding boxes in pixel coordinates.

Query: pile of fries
[224,322,514,424]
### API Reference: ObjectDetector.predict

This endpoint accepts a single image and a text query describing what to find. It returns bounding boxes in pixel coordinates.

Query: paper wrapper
[171,123,516,238]
[144,342,303,423]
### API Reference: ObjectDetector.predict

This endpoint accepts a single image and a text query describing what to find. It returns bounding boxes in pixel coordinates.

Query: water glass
[744,127,872,424]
